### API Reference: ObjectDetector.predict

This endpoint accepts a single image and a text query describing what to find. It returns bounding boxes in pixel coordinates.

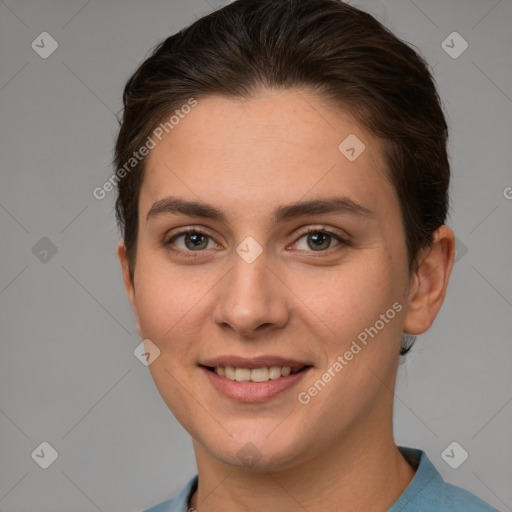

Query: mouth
[198,356,313,402]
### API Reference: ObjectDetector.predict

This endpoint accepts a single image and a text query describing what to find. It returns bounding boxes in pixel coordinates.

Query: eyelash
[163,226,350,257]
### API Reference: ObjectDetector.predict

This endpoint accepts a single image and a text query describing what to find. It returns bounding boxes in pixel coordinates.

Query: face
[119,90,426,471]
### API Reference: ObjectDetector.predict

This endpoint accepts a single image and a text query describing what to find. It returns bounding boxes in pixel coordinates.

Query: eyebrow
[145,195,374,224]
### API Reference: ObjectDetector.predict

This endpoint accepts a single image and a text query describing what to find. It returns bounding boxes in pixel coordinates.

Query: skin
[118,89,455,511]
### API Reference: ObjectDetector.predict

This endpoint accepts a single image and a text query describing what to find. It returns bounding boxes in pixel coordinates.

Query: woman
[114,1,498,510]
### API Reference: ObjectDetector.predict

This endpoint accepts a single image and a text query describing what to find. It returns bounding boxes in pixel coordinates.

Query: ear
[403,225,456,335]
[117,241,142,338]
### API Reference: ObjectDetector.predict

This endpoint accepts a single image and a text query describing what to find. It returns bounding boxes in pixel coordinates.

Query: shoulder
[141,499,174,512]
[436,481,499,511]
[390,447,498,512]
[141,475,198,512]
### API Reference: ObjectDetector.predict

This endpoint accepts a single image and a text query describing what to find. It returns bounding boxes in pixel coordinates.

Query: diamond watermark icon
[31,32,59,59]
[454,237,468,263]
[31,441,59,469]
[441,32,468,59]
[236,442,262,467]
[338,134,366,161]
[441,441,468,469]
[236,236,263,264]
[32,237,58,263]
[134,339,161,366]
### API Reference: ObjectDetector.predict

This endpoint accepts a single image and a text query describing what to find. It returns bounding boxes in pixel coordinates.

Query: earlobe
[117,241,142,337]
[403,225,456,335]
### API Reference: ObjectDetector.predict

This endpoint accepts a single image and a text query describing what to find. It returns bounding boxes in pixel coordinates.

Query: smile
[199,358,313,402]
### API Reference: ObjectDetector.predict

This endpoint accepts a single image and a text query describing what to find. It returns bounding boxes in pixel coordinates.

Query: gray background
[0,0,511,510]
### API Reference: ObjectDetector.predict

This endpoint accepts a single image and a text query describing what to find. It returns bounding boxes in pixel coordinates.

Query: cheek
[314,257,400,341]
[132,250,179,337]
[313,263,405,394]
[132,249,219,353]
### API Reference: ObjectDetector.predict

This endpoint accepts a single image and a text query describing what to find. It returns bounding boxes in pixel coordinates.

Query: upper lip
[199,356,312,369]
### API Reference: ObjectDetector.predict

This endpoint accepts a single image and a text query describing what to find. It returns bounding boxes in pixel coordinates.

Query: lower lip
[201,366,312,403]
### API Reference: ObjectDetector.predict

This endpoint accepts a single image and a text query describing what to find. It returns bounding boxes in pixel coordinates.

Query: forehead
[140,90,396,222]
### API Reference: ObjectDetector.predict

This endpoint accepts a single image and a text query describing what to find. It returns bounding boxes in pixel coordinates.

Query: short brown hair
[114,0,450,354]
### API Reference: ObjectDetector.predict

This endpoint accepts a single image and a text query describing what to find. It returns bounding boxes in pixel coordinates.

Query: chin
[198,428,310,471]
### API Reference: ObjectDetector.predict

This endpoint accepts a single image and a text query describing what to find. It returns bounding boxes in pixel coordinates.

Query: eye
[165,228,218,252]
[293,227,348,252]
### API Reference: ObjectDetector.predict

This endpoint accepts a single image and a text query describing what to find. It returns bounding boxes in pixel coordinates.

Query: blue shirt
[142,447,497,511]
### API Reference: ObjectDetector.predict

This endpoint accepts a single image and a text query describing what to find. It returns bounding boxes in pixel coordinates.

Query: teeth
[234,368,251,382]
[214,365,301,382]
[268,366,282,379]
[250,367,269,382]
[225,366,235,380]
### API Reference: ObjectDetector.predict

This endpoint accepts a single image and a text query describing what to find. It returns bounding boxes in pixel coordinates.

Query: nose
[212,249,290,337]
